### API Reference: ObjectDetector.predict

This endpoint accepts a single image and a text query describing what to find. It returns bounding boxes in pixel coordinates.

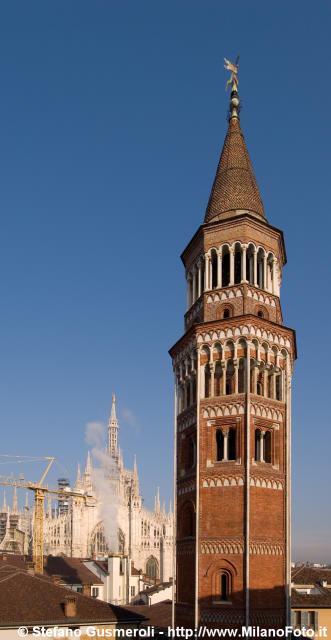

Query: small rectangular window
[92,587,99,598]
[131,586,135,596]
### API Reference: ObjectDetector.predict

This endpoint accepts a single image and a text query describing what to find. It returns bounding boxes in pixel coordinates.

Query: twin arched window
[216,428,236,462]
[255,429,271,463]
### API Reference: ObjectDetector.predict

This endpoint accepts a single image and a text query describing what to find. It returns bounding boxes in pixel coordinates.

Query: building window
[146,556,159,579]
[255,429,271,463]
[223,309,230,319]
[264,431,271,463]
[76,587,82,593]
[92,587,99,598]
[258,310,264,318]
[216,430,224,461]
[228,428,236,460]
[213,569,232,602]
[131,586,135,597]
[211,251,218,289]
[216,429,236,461]
[255,429,261,462]
[220,573,228,600]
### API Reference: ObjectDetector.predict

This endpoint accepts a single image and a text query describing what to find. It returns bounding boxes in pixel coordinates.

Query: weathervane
[224,56,239,92]
[224,55,240,119]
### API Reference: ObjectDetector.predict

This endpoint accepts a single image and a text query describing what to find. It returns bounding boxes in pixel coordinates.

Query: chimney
[82,584,90,596]
[64,595,78,618]
[1,553,7,561]
[92,553,96,561]
[26,561,34,575]
[52,574,62,585]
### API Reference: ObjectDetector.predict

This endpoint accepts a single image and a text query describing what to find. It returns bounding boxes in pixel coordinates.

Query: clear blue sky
[0,1,330,562]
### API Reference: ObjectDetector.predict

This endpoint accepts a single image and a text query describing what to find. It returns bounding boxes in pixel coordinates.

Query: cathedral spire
[108,393,119,458]
[133,454,137,476]
[204,58,265,225]
[84,452,92,480]
[12,486,18,513]
[75,463,81,488]
[2,491,7,512]
[154,487,160,514]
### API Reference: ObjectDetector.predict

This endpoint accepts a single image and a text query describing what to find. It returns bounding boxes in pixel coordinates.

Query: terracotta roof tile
[292,587,331,608]
[204,117,265,224]
[44,555,103,585]
[0,570,144,626]
[292,567,331,586]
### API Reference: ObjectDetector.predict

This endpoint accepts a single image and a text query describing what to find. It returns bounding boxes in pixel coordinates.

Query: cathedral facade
[170,71,296,627]
[44,396,174,582]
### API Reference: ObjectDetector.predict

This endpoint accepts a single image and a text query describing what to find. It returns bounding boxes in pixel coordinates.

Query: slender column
[223,429,229,461]
[258,260,263,289]
[263,368,268,397]
[263,254,267,290]
[253,249,258,287]
[217,251,222,288]
[229,247,235,286]
[197,262,202,298]
[271,371,276,399]
[204,255,209,291]
[242,244,247,282]
[260,431,265,462]
[234,359,239,394]
[192,267,197,303]
[252,365,257,395]
[222,361,227,395]
[272,259,277,295]
[209,363,215,398]
[189,377,194,406]
[186,276,190,310]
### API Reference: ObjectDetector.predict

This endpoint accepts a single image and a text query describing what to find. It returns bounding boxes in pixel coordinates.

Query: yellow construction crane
[0,456,96,574]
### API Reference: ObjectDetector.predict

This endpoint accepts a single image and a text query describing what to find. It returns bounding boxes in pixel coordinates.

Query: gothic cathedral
[170,73,296,628]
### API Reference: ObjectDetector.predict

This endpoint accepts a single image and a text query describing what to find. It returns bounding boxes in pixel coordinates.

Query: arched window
[222,247,230,287]
[258,310,264,318]
[257,249,265,289]
[90,522,110,556]
[226,360,235,395]
[146,556,159,580]
[275,373,282,401]
[228,428,236,461]
[265,431,271,463]
[220,572,228,600]
[223,309,230,319]
[234,244,242,284]
[204,365,211,398]
[216,430,224,461]
[257,370,263,396]
[200,263,205,294]
[211,251,218,289]
[246,245,255,285]
[255,429,261,462]
[238,359,245,393]
[214,361,222,396]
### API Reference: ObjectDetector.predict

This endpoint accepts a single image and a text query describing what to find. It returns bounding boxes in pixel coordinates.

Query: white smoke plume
[85,421,120,554]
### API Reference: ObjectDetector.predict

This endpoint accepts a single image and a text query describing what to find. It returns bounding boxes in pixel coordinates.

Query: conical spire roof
[204,106,265,224]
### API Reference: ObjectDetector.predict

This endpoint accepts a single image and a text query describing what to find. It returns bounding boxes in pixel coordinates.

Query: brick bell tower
[169,61,296,630]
